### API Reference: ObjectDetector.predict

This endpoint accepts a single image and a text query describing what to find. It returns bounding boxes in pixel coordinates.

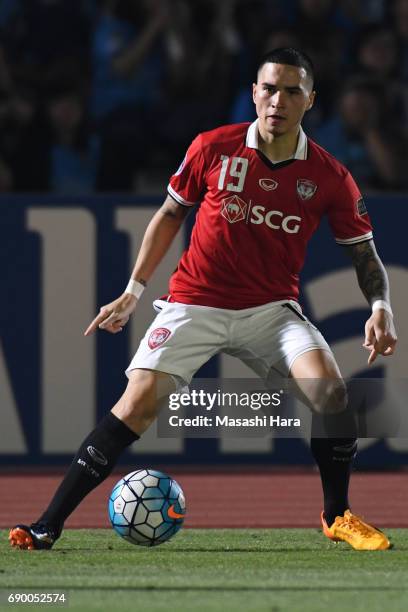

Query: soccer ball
[108,469,186,546]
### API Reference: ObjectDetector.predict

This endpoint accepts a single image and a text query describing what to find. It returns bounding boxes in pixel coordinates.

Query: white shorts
[126,299,332,386]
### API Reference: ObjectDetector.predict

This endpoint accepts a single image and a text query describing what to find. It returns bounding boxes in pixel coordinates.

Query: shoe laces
[334,512,374,538]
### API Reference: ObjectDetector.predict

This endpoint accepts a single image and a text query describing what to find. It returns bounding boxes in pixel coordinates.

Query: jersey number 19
[218,156,248,193]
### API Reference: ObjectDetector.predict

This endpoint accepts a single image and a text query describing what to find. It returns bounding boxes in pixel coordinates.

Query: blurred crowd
[1,0,408,194]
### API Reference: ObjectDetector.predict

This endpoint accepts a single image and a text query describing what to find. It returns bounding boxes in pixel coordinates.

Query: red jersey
[167,120,373,309]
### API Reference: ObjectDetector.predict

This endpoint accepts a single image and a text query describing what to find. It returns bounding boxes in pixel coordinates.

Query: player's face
[253,63,315,138]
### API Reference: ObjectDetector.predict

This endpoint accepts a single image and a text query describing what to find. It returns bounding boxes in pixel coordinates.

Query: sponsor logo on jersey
[357,197,367,216]
[221,196,301,234]
[297,179,317,200]
[148,327,171,349]
[87,445,108,466]
[221,195,247,223]
[259,178,278,191]
[251,206,301,233]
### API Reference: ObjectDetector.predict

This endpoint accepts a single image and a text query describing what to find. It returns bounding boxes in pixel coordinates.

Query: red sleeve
[327,171,373,245]
[167,135,207,207]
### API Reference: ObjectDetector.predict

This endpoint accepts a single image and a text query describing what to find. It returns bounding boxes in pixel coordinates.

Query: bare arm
[84,196,190,335]
[346,239,397,364]
[347,239,389,306]
[130,195,189,283]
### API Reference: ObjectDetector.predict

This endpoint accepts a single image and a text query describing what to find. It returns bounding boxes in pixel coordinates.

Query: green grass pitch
[1,528,408,612]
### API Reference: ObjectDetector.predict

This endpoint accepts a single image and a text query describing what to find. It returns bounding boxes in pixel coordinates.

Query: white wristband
[372,300,393,316]
[125,279,145,299]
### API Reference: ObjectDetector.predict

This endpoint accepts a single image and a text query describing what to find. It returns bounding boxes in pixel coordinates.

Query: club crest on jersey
[148,327,171,349]
[297,179,317,200]
[221,195,247,224]
[259,178,278,191]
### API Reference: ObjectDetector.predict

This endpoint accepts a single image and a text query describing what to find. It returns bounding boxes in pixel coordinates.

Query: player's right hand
[84,293,138,336]
[362,309,397,365]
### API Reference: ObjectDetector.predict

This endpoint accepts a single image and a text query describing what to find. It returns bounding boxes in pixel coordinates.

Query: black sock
[38,413,139,532]
[310,437,357,527]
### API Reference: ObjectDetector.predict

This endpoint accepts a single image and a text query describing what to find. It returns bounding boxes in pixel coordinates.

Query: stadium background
[1,0,408,528]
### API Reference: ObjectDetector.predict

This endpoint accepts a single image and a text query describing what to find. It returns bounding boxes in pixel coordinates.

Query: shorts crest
[148,327,171,349]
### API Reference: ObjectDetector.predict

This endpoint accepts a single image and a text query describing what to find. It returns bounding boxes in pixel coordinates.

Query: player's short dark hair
[257,48,315,87]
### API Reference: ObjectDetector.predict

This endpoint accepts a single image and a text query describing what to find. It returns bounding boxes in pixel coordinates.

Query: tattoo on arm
[346,240,390,305]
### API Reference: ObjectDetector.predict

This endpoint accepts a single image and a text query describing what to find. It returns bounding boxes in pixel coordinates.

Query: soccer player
[10,48,397,551]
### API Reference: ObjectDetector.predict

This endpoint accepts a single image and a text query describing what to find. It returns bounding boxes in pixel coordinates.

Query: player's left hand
[363,309,397,365]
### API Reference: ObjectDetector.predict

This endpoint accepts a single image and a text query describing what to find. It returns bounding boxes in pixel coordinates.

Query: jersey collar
[245,119,308,161]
